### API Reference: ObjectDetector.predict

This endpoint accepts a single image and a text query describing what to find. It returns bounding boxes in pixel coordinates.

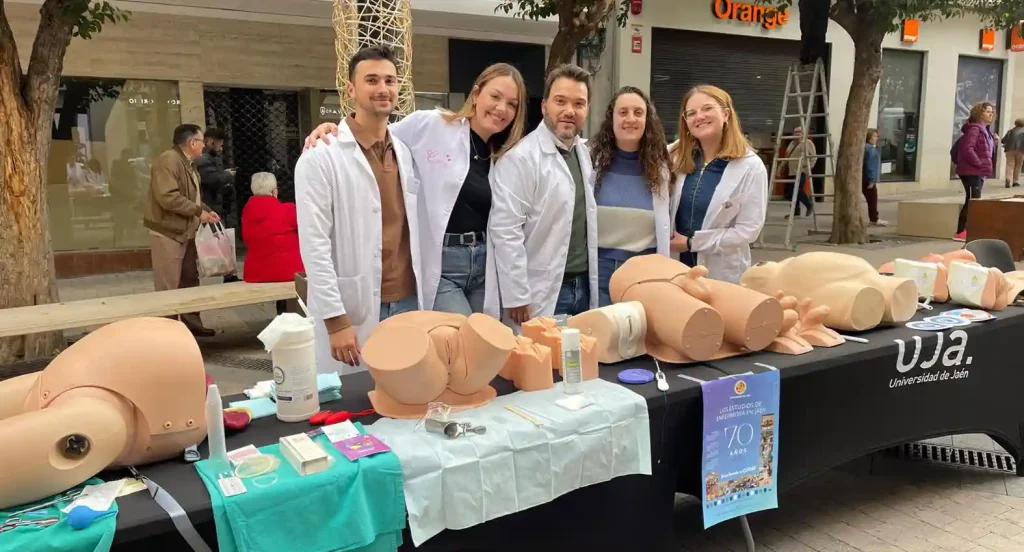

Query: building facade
[604,0,1020,197]
[8,0,554,276]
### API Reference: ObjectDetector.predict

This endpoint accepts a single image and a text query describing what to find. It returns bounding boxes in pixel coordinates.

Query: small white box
[279,433,330,476]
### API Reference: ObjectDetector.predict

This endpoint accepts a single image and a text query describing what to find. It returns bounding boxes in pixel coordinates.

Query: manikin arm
[489,154,533,309]
[295,150,347,322]
[0,391,131,510]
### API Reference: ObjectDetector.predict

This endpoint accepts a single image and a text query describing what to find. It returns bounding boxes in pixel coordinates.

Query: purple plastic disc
[618,368,655,385]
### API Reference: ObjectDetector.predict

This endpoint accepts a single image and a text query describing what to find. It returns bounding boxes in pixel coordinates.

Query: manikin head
[173,124,205,160]
[542,64,591,147]
[590,86,673,194]
[346,44,400,120]
[670,85,749,175]
[204,128,225,156]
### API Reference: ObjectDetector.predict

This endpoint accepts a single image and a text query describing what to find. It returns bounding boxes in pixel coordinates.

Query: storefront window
[951,56,1003,178]
[47,78,181,252]
[877,50,924,181]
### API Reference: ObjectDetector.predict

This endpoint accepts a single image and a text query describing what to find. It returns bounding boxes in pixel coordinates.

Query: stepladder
[756,58,837,251]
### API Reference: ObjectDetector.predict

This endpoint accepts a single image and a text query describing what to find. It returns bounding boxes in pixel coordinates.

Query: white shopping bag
[195,222,237,278]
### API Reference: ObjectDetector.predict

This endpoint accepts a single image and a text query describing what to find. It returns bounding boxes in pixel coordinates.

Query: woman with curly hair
[589,86,676,307]
[668,84,767,283]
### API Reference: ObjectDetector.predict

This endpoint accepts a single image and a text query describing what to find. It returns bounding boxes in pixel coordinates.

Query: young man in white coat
[486,64,599,325]
[296,44,422,375]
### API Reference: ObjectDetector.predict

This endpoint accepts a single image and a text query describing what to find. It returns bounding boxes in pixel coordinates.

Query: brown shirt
[346,113,416,303]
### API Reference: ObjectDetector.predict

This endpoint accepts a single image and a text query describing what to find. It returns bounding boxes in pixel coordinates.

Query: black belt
[443,232,485,246]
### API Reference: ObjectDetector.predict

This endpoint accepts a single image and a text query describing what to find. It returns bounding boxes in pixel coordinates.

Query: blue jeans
[597,257,625,307]
[380,294,418,321]
[555,273,590,316]
[433,243,486,316]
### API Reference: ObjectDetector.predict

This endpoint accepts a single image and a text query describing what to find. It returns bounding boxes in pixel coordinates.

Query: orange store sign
[712,0,790,30]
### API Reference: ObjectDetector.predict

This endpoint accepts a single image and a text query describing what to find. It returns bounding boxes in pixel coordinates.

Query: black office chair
[964,239,1017,274]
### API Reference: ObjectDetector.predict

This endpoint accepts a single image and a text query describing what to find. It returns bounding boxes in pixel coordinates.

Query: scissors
[4,488,82,520]
[0,516,60,533]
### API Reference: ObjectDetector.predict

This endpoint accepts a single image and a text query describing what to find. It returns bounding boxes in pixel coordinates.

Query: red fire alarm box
[632,34,642,54]
[630,0,642,16]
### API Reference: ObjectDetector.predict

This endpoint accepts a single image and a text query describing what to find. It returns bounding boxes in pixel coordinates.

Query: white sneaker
[870,220,889,227]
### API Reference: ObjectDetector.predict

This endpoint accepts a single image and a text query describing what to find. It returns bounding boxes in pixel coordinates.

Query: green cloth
[0,477,118,552]
[195,422,405,552]
[560,145,589,277]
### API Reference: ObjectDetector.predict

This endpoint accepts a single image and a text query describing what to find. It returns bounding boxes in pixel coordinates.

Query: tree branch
[26,0,75,129]
[0,0,27,116]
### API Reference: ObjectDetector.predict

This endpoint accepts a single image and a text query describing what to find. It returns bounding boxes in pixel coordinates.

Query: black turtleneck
[445,129,493,234]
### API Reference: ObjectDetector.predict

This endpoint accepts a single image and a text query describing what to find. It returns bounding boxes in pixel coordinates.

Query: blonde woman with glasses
[667,84,768,283]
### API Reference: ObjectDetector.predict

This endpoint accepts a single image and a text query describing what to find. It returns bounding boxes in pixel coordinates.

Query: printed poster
[700,370,780,529]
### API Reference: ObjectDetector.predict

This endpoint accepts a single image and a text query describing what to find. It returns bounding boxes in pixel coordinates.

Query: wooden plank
[0,282,296,338]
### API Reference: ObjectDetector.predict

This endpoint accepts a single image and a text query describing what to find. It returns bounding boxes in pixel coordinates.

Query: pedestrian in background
[862,128,887,227]
[1000,118,1024,188]
[953,102,996,241]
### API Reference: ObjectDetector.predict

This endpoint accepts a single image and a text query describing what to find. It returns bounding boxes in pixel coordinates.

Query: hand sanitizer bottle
[561,328,583,394]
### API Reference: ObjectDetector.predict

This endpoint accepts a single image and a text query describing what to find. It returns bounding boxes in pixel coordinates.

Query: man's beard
[544,114,577,141]
[364,96,394,116]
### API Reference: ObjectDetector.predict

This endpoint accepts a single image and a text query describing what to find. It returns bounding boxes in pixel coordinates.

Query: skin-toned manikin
[878,250,977,303]
[741,252,918,331]
[361,311,519,419]
[607,254,785,363]
[0,317,209,510]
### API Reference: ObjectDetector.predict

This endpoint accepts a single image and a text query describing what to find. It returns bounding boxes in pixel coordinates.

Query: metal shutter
[650,28,803,140]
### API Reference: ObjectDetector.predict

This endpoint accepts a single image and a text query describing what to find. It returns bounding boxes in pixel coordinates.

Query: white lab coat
[389,109,491,311]
[485,123,599,322]
[669,146,767,284]
[295,121,423,375]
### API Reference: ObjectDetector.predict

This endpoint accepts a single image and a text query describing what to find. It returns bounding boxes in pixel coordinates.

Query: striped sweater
[595,150,656,261]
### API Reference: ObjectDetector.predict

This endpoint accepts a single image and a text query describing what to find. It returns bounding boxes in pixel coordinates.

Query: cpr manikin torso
[361,311,518,419]
[0,317,208,510]
[608,254,785,363]
[740,252,918,331]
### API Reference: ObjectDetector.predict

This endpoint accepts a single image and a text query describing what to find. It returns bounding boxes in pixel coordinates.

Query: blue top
[595,150,657,261]
[863,143,881,183]
[675,149,728,267]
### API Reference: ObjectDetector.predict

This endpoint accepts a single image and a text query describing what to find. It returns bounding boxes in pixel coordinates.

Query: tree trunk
[0,0,75,363]
[829,30,883,245]
[546,27,583,75]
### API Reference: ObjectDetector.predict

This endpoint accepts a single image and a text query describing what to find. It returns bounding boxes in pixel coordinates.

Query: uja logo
[894,329,971,373]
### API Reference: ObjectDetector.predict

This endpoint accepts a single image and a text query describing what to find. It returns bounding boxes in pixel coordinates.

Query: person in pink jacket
[953,102,996,241]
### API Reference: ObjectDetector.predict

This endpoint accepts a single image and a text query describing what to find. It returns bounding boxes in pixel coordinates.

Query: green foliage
[495,0,634,29]
[760,0,1024,34]
[62,0,131,40]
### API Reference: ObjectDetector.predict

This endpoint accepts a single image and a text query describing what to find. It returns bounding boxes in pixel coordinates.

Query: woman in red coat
[241,172,305,283]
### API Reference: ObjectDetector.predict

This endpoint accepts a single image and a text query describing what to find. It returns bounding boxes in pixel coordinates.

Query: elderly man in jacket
[144,123,221,337]
[1001,119,1024,188]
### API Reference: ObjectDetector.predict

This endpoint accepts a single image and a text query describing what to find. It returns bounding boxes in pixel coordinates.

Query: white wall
[614,2,1014,192]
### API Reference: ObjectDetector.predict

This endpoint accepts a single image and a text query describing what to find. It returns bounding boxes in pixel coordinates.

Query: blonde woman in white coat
[304,63,529,316]
[668,84,767,284]
[587,86,676,307]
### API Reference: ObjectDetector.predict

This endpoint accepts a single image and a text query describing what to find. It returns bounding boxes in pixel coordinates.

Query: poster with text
[700,370,780,529]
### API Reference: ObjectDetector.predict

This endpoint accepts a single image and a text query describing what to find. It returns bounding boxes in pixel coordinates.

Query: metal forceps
[5,488,82,519]
[0,516,60,533]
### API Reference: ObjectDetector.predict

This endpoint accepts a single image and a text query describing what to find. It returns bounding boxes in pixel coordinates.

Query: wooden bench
[0,281,296,339]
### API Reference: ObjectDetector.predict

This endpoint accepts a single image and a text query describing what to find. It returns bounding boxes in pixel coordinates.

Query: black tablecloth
[107,305,1024,551]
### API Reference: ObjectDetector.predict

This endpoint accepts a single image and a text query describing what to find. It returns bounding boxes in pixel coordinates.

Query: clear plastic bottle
[561,328,583,394]
[205,384,229,471]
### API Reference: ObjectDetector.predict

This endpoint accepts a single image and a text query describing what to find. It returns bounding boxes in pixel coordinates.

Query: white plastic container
[561,328,583,394]
[270,321,320,422]
[205,384,229,470]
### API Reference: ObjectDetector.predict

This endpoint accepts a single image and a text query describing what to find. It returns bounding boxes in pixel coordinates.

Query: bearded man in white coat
[486,64,599,326]
[296,44,423,375]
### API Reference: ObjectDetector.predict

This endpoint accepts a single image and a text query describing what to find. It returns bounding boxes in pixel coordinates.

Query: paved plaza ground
[16,183,1024,551]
